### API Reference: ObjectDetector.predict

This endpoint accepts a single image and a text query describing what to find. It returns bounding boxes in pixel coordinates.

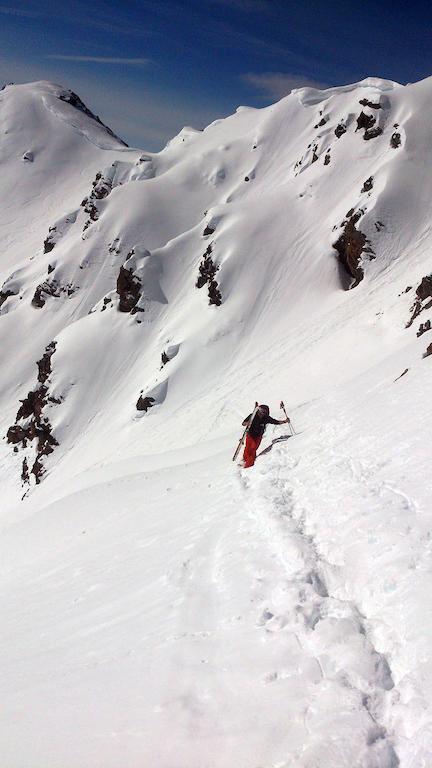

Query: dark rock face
[361,176,374,193]
[31,280,75,308]
[81,172,113,231]
[117,262,141,313]
[417,319,431,337]
[161,351,170,366]
[423,343,432,359]
[359,98,382,110]
[324,153,331,166]
[334,123,347,138]
[314,117,328,128]
[406,275,432,327]
[333,219,368,289]
[136,395,155,412]
[6,342,60,484]
[390,132,401,149]
[32,280,60,308]
[356,111,376,132]
[58,89,128,146]
[203,225,215,237]
[364,127,383,141]
[196,245,222,306]
[0,289,15,308]
[416,276,432,302]
[44,226,56,253]
[37,341,56,384]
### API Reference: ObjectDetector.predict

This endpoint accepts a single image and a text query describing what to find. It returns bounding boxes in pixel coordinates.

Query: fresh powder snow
[1,78,432,767]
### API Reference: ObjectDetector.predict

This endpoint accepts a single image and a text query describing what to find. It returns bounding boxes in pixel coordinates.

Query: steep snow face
[1,78,432,766]
[2,76,432,489]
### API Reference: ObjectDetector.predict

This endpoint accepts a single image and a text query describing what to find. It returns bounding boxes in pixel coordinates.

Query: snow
[1,76,432,766]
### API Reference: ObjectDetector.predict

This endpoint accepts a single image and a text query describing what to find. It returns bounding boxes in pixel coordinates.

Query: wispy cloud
[0,5,44,17]
[45,55,152,66]
[241,71,328,100]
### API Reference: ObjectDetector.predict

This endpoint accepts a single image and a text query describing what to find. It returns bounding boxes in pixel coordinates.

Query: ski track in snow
[235,445,399,768]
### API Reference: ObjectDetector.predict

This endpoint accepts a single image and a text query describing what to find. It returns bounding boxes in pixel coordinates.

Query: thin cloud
[242,71,328,100]
[0,5,44,17]
[45,56,152,66]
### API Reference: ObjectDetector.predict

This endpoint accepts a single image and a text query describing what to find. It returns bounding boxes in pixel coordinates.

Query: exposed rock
[161,351,170,366]
[333,218,368,289]
[417,319,431,337]
[334,123,347,138]
[364,126,383,140]
[203,225,215,237]
[37,341,56,383]
[324,153,331,166]
[101,297,112,312]
[406,275,432,327]
[81,172,113,231]
[31,280,75,308]
[47,263,55,274]
[390,132,401,149]
[314,117,328,128]
[375,221,385,232]
[356,111,376,132]
[31,280,60,308]
[359,98,382,110]
[22,151,33,162]
[117,257,141,313]
[6,342,60,484]
[44,226,56,253]
[58,89,128,146]
[361,176,374,193]
[423,343,432,359]
[416,275,432,301]
[196,244,222,306]
[0,289,15,308]
[136,395,155,412]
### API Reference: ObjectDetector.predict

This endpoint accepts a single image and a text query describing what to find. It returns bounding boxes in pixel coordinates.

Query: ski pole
[280,400,295,435]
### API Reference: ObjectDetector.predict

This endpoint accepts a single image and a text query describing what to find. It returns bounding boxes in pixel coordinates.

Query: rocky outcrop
[116,250,142,313]
[58,89,128,146]
[359,98,382,110]
[136,395,155,412]
[361,177,374,193]
[31,279,76,308]
[196,244,222,306]
[364,126,383,141]
[356,111,376,132]
[333,217,371,289]
[32,280,60,307]
[6,342,60,484]
[417,319,431,337]
[81,172,113,231]
[406,275,432,328]
[390,131,401,148]
[334,123,347,138]
[0,289,16,308]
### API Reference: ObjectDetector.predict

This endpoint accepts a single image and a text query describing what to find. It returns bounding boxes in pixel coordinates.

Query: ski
[232,402,259,462]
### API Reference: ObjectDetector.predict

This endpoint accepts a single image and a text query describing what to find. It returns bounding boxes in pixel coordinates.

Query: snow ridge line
[236,445,400,767]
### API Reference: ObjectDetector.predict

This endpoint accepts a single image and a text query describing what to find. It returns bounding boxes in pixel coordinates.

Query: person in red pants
[242,404,289,468]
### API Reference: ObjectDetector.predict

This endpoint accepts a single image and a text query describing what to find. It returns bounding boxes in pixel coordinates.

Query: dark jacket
[242,411,282,438]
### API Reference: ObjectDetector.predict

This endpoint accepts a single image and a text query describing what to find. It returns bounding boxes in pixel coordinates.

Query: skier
[241,404,289,468]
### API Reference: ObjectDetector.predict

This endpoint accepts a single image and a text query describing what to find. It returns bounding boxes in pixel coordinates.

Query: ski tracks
[235,446,400,768]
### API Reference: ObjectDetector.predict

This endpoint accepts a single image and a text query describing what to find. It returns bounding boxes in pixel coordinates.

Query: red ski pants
[243,433,262,468]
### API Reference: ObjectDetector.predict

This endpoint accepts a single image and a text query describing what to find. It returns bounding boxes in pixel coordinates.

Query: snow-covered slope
[1,77,432,767]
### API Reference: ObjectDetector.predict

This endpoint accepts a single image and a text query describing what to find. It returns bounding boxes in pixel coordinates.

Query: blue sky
[1,0,431,150]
